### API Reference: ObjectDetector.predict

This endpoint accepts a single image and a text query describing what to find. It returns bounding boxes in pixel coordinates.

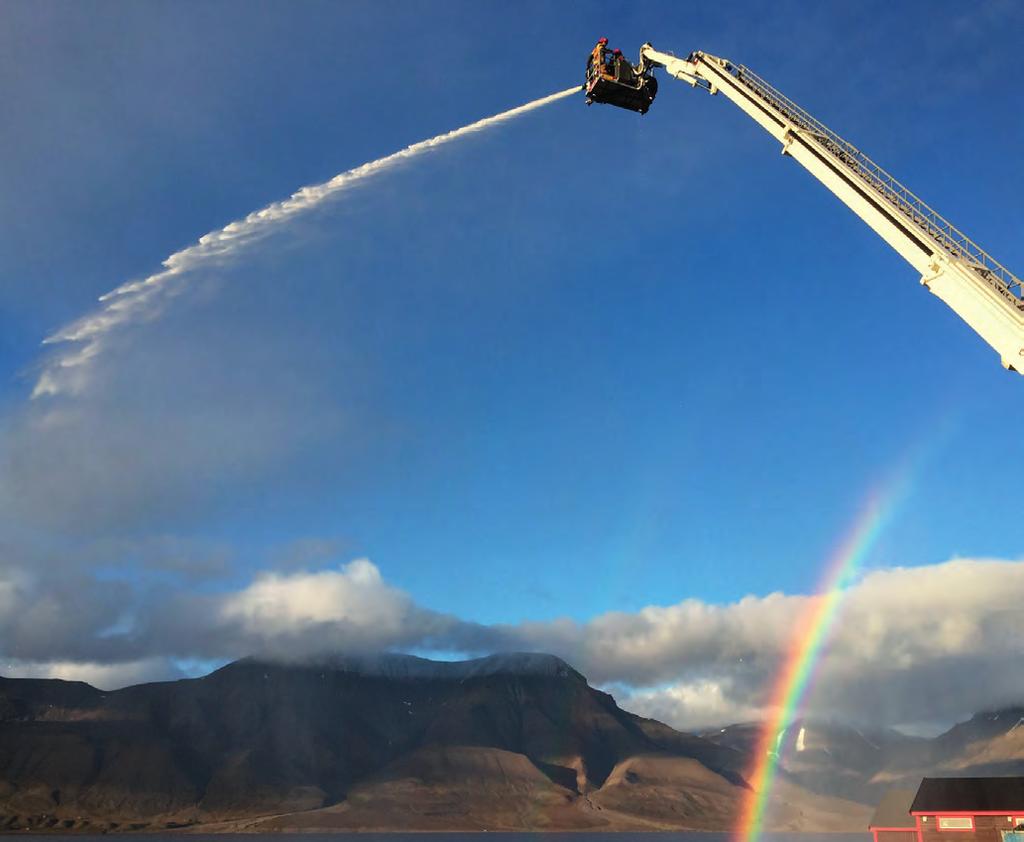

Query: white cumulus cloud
[220,558,412,636]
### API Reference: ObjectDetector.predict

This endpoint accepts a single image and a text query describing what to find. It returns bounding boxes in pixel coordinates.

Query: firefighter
[611,47,623,78]
[588,37,609,78]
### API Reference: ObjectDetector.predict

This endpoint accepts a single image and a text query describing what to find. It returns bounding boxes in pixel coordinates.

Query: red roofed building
[910,777,1024,842]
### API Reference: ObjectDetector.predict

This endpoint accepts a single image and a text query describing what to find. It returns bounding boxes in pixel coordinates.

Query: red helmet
[598,37,608,44]
[613,48,622,54]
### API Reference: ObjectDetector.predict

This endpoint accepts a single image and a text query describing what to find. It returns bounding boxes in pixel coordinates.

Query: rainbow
[735,428,948,842]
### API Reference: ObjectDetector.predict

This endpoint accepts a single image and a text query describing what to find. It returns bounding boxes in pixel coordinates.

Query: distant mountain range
[700,707,1024,806]
[0,652,868,833]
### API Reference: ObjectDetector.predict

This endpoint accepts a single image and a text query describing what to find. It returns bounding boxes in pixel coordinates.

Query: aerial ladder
[598,43,1024,373]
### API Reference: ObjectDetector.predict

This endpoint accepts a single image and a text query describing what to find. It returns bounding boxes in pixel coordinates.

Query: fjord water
[1,834,869,841]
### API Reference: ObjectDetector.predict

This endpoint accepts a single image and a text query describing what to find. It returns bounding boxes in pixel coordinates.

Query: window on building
[938,818,974,831]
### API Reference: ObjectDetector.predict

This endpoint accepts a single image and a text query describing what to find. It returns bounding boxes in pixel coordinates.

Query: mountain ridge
[0,653,867,833]
[239,651,587,682]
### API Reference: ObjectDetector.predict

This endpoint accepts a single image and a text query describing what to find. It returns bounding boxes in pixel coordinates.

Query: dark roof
[870,789,917,829]
[912,777,1024,813]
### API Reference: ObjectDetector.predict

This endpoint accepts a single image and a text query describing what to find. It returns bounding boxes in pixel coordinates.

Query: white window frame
[937,817,974,831]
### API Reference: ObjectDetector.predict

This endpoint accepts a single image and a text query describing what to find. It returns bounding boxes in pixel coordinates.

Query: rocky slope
[0,652,868,833]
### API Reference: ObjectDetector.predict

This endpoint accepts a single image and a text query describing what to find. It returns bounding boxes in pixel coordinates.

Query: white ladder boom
[639,45,1024,373]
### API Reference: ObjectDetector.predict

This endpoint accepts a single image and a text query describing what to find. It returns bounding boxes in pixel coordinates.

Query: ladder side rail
[691,53,941,272]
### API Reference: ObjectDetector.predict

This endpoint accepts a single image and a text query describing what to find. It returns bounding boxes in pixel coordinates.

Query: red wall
[918,813,1023,842]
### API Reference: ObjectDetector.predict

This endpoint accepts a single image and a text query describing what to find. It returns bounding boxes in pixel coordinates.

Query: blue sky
[1,0,1023,728]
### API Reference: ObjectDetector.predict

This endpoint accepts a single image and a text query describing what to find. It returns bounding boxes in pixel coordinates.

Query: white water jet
[33,86,579,399]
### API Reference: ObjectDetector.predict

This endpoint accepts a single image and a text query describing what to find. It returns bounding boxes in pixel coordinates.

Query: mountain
[872,707,1024,785]
[700,709,1024,806]
[0,653,868,833]
[701,719,926,804]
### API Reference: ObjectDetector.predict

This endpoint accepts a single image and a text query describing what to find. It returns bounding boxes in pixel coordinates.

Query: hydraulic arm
[637,44,1024,373]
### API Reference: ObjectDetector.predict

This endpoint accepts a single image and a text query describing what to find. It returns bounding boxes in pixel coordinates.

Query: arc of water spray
[33,86,580,399]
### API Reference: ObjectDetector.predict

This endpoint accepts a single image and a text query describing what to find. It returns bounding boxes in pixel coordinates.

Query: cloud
[505,558,1024,729]
[0,563,141,663]
[265,537,351,572]
[62,535,236,583]
[3,555,1023,732]
[0,570,19,617]
[1,657,183,690]
[121,558,472,664]
[221,559,400,629]
[619,679,767,731]
[494,591,799,688]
